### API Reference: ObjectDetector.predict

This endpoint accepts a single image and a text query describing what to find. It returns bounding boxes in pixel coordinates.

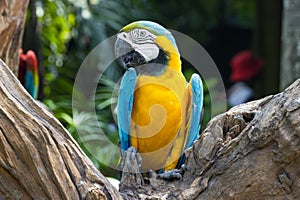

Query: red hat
[230,50,264,82]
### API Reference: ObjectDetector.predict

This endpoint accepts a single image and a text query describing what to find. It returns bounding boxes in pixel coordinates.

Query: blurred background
[21,0,299,178]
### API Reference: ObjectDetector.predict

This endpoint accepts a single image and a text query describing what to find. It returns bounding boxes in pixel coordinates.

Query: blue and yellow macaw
[115,21,203,172]
[18,49,39,99]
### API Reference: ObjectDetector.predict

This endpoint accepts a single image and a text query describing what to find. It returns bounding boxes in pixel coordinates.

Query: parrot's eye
[139,30,146,37]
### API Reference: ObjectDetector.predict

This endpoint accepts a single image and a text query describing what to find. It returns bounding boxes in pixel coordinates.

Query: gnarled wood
[0,59,121,199]
[0,0,28,74]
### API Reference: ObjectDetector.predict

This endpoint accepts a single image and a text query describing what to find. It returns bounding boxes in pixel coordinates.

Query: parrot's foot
[157,169,182,181]
[119,146,144,190]
[157,164,190,181]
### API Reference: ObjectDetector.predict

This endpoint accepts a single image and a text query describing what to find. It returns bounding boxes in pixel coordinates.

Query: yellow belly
[130,72,186,171]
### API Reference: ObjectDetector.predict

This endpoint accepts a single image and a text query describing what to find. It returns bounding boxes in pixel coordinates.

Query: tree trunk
[0,0,28,74]
[280,0,300,90]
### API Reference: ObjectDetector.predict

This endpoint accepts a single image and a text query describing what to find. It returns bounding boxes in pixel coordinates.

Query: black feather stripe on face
[135,49,168,76]
[149,48,168,66]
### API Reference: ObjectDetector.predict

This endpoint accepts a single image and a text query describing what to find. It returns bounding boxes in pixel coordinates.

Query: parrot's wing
[117,68,137,153]
[184,73,203,150]
[164,73,203,170]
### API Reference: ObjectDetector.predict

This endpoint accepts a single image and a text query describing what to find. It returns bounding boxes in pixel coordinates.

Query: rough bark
[120,79,300,200]
[0,0,28,74]
[0,59,121,199]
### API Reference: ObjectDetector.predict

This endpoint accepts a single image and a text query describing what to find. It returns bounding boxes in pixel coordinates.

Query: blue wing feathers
[117,68,137,152]
[184,73,203,150]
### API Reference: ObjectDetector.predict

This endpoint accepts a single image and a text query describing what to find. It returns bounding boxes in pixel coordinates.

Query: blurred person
[227,50,264,107]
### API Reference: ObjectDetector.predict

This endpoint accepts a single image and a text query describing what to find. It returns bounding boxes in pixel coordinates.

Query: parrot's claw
[181,164,190,172]
[119,146,144,190]
[157,168,183,181]
[157,164,190,181]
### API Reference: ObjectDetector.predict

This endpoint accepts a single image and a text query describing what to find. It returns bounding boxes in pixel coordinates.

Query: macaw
[115,21,203,172]
[18,49,39,99]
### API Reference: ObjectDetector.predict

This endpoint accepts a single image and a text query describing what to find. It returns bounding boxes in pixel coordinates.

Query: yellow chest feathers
[130,67,186,157]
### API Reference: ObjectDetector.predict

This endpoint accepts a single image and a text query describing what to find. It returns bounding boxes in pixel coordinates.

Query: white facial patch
[135,43,159,62]
[117,29,160,62]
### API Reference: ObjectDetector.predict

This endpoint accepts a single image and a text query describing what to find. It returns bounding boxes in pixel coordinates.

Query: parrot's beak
[114,37,146,69]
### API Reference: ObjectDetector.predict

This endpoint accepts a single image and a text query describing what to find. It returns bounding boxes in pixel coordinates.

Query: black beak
[114,37,146,69]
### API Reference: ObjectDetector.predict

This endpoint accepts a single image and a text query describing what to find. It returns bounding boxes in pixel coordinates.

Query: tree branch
[0,59,121,199]
[120,79,300,200]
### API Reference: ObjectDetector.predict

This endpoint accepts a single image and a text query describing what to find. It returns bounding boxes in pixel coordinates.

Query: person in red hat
[228,50,264,107]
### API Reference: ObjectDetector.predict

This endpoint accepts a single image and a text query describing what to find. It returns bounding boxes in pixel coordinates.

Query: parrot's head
[25,51,38,71]
[115,21,181,75]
